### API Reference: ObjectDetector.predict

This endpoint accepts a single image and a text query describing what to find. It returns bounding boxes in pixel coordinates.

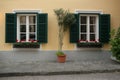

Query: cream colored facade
[0,0,120,51]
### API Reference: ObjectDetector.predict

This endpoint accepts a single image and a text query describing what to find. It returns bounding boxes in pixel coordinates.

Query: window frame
[17,14,37,42]
[79,14,99,43]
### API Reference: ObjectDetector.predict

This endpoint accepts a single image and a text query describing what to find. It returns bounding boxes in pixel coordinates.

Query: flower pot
[57,55,66,63]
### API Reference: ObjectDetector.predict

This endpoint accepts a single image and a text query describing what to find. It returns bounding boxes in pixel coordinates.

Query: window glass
[90,16,96,24]
[20,34,26,41]
[29,16,36,24]
[20,25,26,32]
[90,25,95,33]
[90,34,95,41]
[18,14,37,42]
[81,25,87,32]
[79,15,98,42]
[20,16,26,24]
[29,25,35,32]
[29,34,35,40]
[81,16,87,24]
[81,34,86,41]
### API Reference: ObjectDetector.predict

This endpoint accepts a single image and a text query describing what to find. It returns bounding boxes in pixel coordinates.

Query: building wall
[0,0,120,51]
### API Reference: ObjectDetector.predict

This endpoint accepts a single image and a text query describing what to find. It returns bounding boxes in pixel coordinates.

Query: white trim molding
[75,9,103,14]
[13,9,42,13]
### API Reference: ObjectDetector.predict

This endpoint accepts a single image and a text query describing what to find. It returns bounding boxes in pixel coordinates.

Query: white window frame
[17,14,37,42]
[79,14,99,42]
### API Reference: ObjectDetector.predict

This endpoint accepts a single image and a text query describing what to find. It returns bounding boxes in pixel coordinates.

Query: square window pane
[20,16,26,24]
[80,16,87,24]
[29,16,36,24]
[90,16,96,24]
[29,25,35,32]
[90,34,95,41]
[29,34,35,40]
[81,34,86,41]
[20,25,26,32]
[90,25,95,33]
[20,34,26,41]
[81,25,87,32]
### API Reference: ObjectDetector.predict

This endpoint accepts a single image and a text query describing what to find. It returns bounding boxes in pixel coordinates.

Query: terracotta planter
[57,55,66,63]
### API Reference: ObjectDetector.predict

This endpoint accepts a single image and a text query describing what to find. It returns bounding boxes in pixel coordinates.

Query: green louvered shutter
[37,13,48,43]
[70,14,79,43]
[99,14,110,43]
[5,13,16,43]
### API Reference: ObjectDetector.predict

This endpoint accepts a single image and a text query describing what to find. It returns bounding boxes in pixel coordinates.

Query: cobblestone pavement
[0,50,120,77]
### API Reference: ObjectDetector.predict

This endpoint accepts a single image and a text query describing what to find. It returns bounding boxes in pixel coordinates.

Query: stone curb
[0,69,120,77]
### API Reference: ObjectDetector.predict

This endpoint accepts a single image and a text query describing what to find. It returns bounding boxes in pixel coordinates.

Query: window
[79,15,99,42]
[70,13,110,44]
[5,13,48,43]
[17,14,37,42]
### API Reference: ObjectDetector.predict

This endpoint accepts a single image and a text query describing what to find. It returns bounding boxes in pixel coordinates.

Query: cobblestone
[0,50,120,77]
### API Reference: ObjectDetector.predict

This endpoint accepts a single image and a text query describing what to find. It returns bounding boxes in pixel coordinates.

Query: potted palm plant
[54,8,76,63]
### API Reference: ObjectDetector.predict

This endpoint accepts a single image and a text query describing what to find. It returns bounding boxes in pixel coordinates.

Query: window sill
[77,42,103,48]
[13,42,40,48]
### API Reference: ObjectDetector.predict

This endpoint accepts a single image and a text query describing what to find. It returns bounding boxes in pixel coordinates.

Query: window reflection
[20,16,26,24]
[29,16,36,24]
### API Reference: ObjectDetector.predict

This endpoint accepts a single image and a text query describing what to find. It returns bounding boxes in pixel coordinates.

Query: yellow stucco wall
[0,0,120,50]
